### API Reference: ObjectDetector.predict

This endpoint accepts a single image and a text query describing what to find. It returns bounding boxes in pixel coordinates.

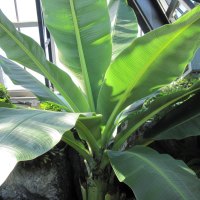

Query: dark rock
[0,143,83,200]
[0,185,47,200]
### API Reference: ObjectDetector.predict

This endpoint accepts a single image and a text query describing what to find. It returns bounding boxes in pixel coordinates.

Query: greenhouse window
[0,0,55,106]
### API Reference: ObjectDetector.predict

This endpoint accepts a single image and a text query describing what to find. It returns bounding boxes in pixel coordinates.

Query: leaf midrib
[130,151,192,200]
[159,112,200,135]
[0,22,79,112]
[69,0,95,111]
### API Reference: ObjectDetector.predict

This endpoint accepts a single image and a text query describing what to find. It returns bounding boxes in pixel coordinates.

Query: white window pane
[20,27,40,44]
[0,48,6,57]
[16,0,37,22]
[0,0,48,91]
[0,68,4,84]
[0,0,17,22]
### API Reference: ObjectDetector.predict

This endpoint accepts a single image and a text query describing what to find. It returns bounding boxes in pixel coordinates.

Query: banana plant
[0,1,200,199]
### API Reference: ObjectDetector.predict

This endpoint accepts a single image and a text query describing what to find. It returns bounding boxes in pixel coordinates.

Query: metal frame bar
[176,7,185,15]
[14,0,20,31]
[128,0,169,33]
[35,0,46,53]
[128,0,198,74]
[128,0,152,32]
[158,0,169,11]
[46,29,55,90]
[35,0,50,87]
[13,22,38,28]
[166,0,179,19]
[46,29,53,63]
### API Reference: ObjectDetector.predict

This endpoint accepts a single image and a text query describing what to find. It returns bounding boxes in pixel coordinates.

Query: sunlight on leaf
[0,148,17,185]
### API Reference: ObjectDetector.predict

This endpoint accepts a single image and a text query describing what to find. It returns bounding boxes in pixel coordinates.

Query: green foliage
[0,10,88,112]
[108,146,200,200]
[147,90,200,141]
[109,0,138,60]
[0,83,14,108]
[0,108,80,185]
[0,83,10,103]
[41,0,112,110]
[0,56,68,107]
[112,76,200,150]
[40,101,68,112]
[0,1,200,200]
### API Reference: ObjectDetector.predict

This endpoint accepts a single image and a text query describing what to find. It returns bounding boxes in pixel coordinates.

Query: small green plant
[40,101,68,112]
[0,1,200,199]
[0,83,10,103]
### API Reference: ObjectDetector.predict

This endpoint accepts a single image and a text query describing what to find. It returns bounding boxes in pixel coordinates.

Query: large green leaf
[98,6,200,142]
[79,114,102,141]
[146,92,200,141]
[108,146,200,200]
[109,0,138,60]
[113,79,200,149]
[0,10,89,112]
[41,0,112,109]
[0,108,80,185]
[0,56,69,108]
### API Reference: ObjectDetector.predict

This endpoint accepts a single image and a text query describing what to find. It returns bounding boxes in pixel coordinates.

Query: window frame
[0,0,55,105]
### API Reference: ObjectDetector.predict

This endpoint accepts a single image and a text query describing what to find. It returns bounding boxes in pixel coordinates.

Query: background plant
[0,83,10,103]
[0,1,200,200]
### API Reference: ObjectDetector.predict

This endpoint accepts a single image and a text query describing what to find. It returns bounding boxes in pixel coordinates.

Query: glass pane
[0,68,4,84]
[158,0,171,12]
[20,27,40,44]
[0,0,47,90]
[0,0,17,22]
[16,0,37,22]
[0,48,6,57]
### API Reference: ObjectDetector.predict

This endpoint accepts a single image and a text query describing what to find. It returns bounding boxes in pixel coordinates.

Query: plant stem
[87,177,107,200]
[101,102,123,148]
[76,121,101,158]
[62,132,92,162]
